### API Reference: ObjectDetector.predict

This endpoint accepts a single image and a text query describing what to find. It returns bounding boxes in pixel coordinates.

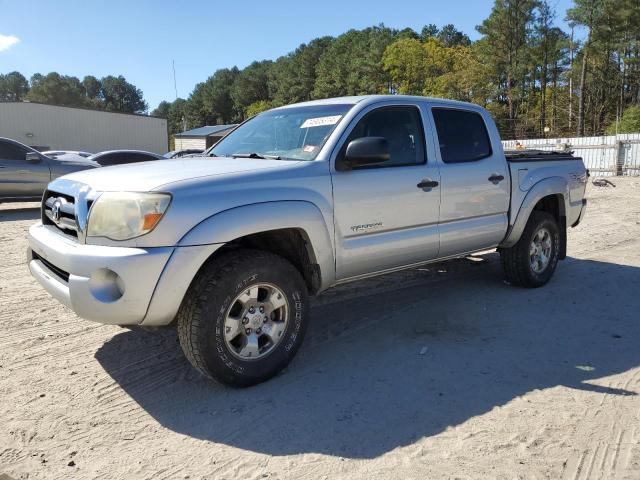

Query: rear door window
[95,153,118,166]
[0,141,28,160]
[432,108,492,163]
[135,153,158,162]
[97,153,153,165]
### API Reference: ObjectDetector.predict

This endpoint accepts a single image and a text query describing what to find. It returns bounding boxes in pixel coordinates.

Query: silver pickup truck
[27,95,587,387]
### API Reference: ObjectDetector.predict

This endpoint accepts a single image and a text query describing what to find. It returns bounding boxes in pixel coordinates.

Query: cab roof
[275,95,482,110]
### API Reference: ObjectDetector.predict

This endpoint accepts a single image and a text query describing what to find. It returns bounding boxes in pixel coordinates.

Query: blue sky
[1,0,577,111]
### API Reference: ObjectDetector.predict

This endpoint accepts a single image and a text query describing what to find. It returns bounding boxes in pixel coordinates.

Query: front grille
[32,251,70,282]
[42,190,79,239]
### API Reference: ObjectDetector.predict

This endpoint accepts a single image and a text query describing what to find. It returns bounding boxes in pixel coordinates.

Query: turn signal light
[143,212,164,230]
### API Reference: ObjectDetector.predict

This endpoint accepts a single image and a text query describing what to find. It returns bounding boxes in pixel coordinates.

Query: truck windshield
[208,104,353,161]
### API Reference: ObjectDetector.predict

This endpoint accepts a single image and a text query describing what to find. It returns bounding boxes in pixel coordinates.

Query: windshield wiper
[231,152,281,160]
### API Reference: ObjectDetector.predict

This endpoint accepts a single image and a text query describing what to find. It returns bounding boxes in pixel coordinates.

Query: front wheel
[177,249,309,387]
[500,211,560,288]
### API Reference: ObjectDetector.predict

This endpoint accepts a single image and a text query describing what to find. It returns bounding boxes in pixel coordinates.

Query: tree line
[0,71,147,114]
[2,0,639,138]
[153,0,640,139]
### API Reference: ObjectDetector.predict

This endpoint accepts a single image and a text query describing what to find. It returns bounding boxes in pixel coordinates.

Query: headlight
[87,192,171,241]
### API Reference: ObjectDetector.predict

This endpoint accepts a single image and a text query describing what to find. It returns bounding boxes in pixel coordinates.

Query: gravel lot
[1,178,640,480]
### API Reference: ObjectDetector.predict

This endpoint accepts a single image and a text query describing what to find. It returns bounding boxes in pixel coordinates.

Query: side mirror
[339,137,390,171]
[25,152,42,164]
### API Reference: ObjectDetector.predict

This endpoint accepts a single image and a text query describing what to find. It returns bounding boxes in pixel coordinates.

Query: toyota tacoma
[27,96,588,387]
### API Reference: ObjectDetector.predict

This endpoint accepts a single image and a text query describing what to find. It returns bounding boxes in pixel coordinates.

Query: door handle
[488,174,504,184]
[417,179,439,189]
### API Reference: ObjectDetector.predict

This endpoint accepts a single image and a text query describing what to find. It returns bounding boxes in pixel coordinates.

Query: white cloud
[0,34,20,52]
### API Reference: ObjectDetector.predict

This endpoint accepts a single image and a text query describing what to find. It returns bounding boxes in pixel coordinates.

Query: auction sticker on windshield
[300,115,342,128]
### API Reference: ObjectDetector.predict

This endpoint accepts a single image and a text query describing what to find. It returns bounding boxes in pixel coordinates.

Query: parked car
[163,149,204,159]
[42,150,93,158]
[0,137,97,203]
[88,150,162,166]
[27,95,588,387]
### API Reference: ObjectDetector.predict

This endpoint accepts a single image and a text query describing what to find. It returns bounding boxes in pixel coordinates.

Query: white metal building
[0,102,168,154]
[174,125,237,150]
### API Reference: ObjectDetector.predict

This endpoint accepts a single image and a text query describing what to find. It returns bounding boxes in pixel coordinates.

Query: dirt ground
[1,178,640,480]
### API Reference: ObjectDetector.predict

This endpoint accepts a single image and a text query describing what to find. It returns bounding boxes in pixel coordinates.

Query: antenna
[172,60,178,100]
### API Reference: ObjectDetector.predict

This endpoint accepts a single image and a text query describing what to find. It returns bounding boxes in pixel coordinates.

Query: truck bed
[504,149,579,163]
[505,149,587,233]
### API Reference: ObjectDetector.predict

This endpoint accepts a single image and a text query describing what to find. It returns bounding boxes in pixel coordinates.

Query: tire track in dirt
[562,371,639,480]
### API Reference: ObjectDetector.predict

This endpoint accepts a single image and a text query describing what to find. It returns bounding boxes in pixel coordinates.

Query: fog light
[89,268,124,303]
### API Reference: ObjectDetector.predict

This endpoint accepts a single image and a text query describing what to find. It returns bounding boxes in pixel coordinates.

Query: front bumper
[28,222,173,325]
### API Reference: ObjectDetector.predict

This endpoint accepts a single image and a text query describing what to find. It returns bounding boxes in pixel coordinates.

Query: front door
[0,141,50,198]
[332,104,441,280]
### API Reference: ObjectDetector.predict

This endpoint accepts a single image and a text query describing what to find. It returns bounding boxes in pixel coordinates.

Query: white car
[43,150,93,159]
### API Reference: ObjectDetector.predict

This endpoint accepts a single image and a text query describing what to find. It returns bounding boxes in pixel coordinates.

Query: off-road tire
[177,249,309,387]
[500,211,560,288]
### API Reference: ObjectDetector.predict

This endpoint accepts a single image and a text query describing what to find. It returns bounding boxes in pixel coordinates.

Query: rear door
[331,103,441,280]
[0,140,50,198]
[429,106,510,257]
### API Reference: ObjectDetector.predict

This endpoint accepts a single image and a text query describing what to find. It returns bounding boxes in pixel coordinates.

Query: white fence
[502,133,640,176]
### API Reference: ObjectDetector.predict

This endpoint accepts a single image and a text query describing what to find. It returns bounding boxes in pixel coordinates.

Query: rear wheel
[177,249,309,387]
[500,211,560,288]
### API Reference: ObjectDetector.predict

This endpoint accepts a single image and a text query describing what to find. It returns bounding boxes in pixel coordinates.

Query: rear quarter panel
[504,158,587,246]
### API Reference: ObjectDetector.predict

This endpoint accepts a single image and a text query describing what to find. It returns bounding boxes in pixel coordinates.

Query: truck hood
[54,157,300,192]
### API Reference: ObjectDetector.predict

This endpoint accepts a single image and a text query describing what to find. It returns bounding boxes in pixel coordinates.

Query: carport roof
[175,124,237,138]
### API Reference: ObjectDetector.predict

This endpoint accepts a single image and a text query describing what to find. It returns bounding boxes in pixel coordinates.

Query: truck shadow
[95,254,640,459]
